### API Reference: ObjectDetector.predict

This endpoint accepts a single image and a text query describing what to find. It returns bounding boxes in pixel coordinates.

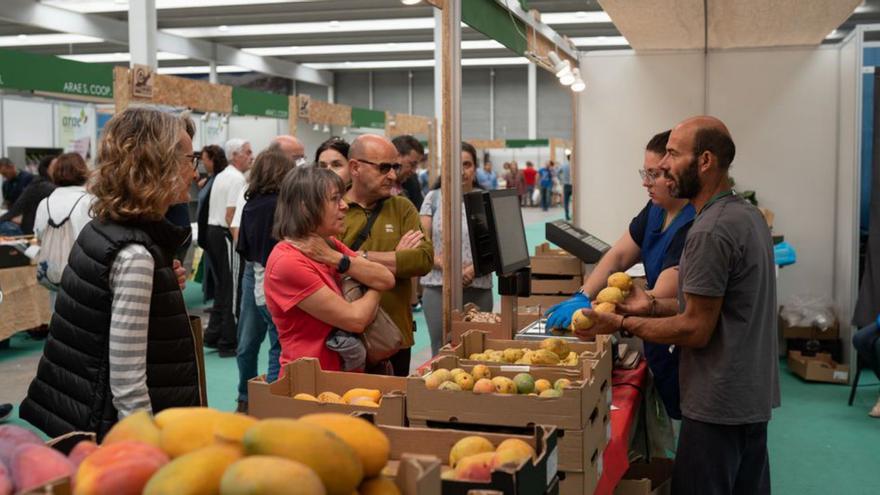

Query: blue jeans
[540,186,552,211]
[236,262,281,402]
[853,322,880,380]
[0,221,22,236]
[563,184,572,220]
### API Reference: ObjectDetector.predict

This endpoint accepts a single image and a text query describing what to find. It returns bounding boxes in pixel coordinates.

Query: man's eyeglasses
[355,158,401,175]
[638,169,663,184]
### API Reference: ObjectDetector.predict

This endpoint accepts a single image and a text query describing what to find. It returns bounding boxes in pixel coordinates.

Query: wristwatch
[337,254,351,274]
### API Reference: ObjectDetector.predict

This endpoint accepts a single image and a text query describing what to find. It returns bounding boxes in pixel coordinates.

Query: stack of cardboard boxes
[523,243,584,310]
[780,309,849,384]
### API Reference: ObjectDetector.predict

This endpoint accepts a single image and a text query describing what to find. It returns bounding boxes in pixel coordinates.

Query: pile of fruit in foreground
[0,408,399,495]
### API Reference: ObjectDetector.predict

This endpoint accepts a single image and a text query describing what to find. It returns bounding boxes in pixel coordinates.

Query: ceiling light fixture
[218,25,229,31]
[570,69,586,92]
[328,20,341,28]
[559,69,576,86]
[313,123,320,131]
[547,51,571,78]
[401,0,422,4]
[323,124,330,132]
[17,34,27,39]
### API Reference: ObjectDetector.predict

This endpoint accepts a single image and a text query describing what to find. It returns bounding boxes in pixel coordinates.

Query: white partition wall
[228,116,283,154]
[575,50,704,244]
[2,97,55,155]
[576,43,861,360]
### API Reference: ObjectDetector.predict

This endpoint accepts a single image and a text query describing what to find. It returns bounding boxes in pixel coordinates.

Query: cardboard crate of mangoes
[407,354,608,431]
[439,331,612,385]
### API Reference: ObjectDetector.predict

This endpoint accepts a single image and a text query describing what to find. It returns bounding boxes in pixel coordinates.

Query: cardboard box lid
[614,458,674,495]
[787,351,849,384]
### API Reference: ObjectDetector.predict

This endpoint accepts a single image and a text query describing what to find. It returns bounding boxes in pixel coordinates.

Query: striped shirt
[108,244,155,418]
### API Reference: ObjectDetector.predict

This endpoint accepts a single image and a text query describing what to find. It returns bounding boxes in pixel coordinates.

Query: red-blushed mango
[10,444,75,493]
[74,441,168,495]
[67,440,99,468]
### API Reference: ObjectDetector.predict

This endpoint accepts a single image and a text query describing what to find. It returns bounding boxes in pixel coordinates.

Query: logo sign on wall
[57,104,94,160]
[131,64,155,98]
[298,94,311,118]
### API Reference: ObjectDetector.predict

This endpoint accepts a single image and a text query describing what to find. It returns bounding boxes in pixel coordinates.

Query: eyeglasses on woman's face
[638,168,663,184]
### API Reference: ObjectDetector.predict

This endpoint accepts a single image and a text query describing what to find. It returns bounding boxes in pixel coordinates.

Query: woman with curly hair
[20,107,201,439]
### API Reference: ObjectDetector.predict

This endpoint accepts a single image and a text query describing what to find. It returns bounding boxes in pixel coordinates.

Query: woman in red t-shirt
[264,167,394,372]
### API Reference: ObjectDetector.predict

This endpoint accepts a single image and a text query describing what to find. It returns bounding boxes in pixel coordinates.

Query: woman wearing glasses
[420,142,493,356]
[21,107,199,439]
[544,129,695,423]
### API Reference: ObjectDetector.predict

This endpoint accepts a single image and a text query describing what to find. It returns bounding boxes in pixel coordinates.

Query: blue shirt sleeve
[628,201,652,247]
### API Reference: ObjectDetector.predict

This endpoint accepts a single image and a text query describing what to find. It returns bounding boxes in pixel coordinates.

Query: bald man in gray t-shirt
[576,116,779,495]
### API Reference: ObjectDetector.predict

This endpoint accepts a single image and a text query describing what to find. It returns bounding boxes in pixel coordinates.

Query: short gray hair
[224,138,249,160]
[273,166,345,240]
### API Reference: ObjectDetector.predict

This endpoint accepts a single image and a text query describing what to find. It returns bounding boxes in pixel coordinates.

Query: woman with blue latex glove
[544,130,694,421]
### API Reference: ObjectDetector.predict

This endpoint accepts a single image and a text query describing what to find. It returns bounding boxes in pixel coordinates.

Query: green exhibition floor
[2,207,878,493]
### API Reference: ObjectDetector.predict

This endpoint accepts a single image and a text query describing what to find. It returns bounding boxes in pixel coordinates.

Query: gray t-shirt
[678,193,780,425]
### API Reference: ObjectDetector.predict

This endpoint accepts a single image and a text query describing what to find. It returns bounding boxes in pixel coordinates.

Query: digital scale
[545,220,611,264]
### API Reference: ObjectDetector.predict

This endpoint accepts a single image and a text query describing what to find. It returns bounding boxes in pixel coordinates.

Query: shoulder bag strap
[349,198,385,251]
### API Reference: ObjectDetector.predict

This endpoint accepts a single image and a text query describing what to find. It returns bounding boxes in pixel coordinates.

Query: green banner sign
[0,48,113,98]
[351,107,386,129]
[505,139,550,148]
[231,87,289,118]
[463,0,528,56]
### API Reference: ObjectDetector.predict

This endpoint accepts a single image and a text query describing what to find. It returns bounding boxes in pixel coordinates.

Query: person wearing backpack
[33,153,93,302]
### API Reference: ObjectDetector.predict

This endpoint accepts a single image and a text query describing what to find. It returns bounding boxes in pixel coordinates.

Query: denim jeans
[236,262,281,402]
[540,186,552,211]
[563,184,572,220]
[0,221,22,236]
[853,322,880,380]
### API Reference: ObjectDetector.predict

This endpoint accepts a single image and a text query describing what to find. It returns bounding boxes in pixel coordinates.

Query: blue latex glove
[544,292,591,330]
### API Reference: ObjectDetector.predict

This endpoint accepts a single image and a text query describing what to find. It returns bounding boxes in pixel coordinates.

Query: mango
[554,378,572,390]
[493,439,535,468]
[294,393,320,402]
[491,376,517,394]
[438,381,462,392]
[539,389,563,398]
[299,413,390,478]
[596,287,625,304]
[159,410,222,458]
[102,410,160,447]
[534,379,552,393]
[154,407,219,430]
[471,364,491,380]
[0,425,43,468]
[453,452,495,482]
[423,374,445,390]
[454,372,475,391]
[68,440,99,468]
[10,444,75,494]
[359,476,400,495]
[594,302,616,314]
[318,392,345,404]
[486,350,504,363]
[472,378,495,394]
[449,368,466,380]
[220,456,325,495]
[243,418,363,495]
[468,353,488,361]
[530,349,561,365]
[431,368,452,384]
[512,373,535,395]
[449,436,494,467]
[502,348,524,363]
[0,463,11,495]
[539,338,571,359]
[607,272,633,293]
[349,397,380,408]
[214,413,259,444]
[571,310,593,331]
[143,444,241,495]
[74,441,168,495]
[342,388,382,404]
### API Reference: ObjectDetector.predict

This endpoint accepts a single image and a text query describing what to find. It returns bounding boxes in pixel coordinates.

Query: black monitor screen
[489,189,529,274]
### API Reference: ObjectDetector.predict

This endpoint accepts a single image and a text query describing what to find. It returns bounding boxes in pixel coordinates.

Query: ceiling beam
[0,0,333,86]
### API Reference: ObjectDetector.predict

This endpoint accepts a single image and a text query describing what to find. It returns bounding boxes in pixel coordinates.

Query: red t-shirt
[522,167,537,186]
[264,239,357,373]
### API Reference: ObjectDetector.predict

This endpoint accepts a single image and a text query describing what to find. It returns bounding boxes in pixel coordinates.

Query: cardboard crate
[530,275,583,295]
[393,454,443,495]
[614,458,674,495]
[787,351,849,384]
[779,311,839,340]
[410,394,608,474]
[378,422,560,495]
[531,243,583,277]
[450,310,540,344]
[558,449,602,495]
[407,355,607,431]
[0,265,51,341]
[439,330,613,386]
[248,358,407,425]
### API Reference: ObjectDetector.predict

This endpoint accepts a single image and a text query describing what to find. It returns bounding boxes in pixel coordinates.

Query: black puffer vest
[20,219,201,440]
